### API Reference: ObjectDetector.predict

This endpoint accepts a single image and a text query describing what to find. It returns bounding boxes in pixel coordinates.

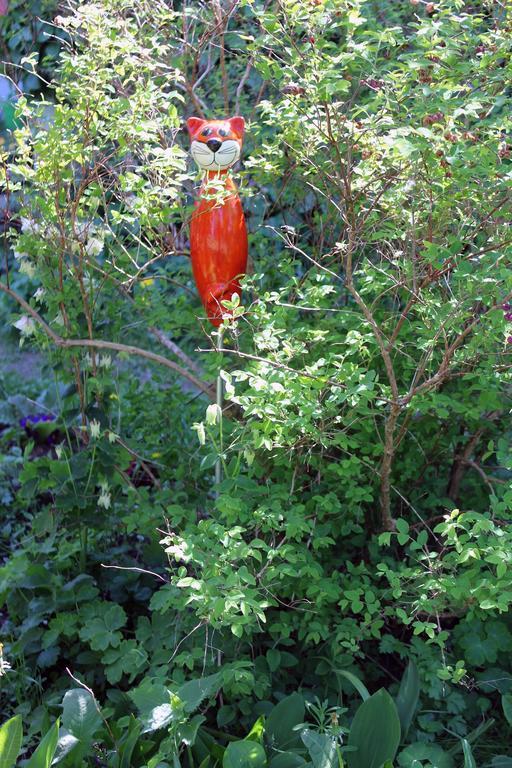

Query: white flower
[107,430,118,444]
[0,644,11,676]
[89,419,101,439]
[98,480,111,509]
[85,236,104,257]
[33,287,45,302]
[98,489,111,509]
[20,217,40,234]
[192,421,206,445]
[19,260,36,278]
[13,250,28,260]
[99,354,112,369]
[205,404,221,426]
[13,315,36,336]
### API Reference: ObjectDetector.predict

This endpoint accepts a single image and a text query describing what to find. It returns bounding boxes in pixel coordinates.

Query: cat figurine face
[187,116,244,172]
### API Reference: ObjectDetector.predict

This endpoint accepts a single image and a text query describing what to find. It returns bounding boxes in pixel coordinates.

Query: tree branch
[0,280,215,400]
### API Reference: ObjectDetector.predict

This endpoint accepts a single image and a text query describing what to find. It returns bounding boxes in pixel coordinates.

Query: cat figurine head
[187,115,244,172]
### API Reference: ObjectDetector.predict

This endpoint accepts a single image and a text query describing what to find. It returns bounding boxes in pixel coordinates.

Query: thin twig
[101,564,168,583]
[198,346,346,389]
[0,279,215,399]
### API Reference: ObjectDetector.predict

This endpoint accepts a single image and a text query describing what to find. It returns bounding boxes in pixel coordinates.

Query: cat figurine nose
[206,139,222,153]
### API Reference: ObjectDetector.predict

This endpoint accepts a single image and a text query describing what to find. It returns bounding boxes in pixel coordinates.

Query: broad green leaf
[502,694,512,726]
[140,703,174,733]
[119,718,142,768]
[246,716,265,743]
[461,740,476,768]
[51,730,80,764]
[336,670,370,702]
[25,720,59,768]
[269,753,308,768]
[266,693,305,752]
[223,740,267,768]
[301,730,337,768]
[217,706,236,728]
[0,715,23,768]
[177,714,204,747]
[129,679,174,733]
[397,743,453,768]
[395,662,419,738]
[267,649,281,672]
[347,689,401,768]
[61,690,102,743]
[177,673,221,713]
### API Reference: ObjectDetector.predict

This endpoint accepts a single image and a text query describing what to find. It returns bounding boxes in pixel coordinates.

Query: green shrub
[0,0,511,763]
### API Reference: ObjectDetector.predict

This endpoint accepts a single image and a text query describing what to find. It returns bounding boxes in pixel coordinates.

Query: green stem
[84,444,96,495]
[80,525,88,572]
[215,329,224,492]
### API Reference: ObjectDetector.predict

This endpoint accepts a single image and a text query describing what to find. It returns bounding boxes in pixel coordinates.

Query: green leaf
[52,731,80,764]
[461,740,476,768]
[397,743,453,768]
[269,754,308,768]
[177,715,204,747]
[140,702,174,733]
[223,741,267,768]
[61,689,102,743]
[266,693,305,752]
[25,720,59,768]
[246,716,265,744]
[177,673,221,713]
[336,670,370,702]
[502,694,512,726]
[301,729,337,768]
[347,689,401,768]
[217,706,235,728]
[267,649,281,672]
[0,715,23,768]
[119,717,142,768]
[129,678,174,733]
[395,662,419,738]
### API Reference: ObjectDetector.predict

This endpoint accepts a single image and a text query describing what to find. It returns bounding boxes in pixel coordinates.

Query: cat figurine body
[187,116,248,327]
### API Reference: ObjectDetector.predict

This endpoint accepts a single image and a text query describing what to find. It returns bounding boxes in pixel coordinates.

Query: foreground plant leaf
[347,689,400,768]
[0,715,22,768]
[266,693,305,752]
[25,720,60,768]
[301,729,337,768]
[223,740,267,768]
[395,662,420,739]
[61,689,102,744]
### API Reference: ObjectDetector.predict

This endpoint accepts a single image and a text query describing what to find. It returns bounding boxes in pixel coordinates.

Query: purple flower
[507,336,512,344]
[505,313,512,321]
[503,303,512,311]
[19,412,56,429]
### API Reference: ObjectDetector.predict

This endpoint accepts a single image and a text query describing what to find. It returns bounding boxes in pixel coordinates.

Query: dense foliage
[1,0,512,765]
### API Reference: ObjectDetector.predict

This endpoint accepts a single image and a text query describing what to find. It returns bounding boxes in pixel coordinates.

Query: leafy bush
[0,0,512,764]
[1,665,501,766]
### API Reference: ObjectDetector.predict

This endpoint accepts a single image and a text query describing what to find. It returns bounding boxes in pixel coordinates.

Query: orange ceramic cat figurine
[187,116,248,327]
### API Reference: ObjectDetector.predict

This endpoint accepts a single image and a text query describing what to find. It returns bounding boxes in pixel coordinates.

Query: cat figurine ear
[187,117,207,137]
[228,116,245,139]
